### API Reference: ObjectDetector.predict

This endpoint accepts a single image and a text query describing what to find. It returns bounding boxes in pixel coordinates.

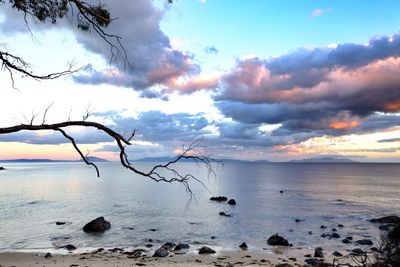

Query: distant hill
[0,157,109,163]
[132,156,269,163]
[288,157,356,163]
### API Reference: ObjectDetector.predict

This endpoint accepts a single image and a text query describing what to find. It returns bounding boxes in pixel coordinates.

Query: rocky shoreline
[1,214,395,267]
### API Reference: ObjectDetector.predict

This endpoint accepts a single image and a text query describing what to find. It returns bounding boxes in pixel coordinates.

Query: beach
[0,247,340,267]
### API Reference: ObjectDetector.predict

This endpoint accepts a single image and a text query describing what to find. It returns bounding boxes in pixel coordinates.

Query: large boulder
[198,246,216,254]
[153,247,169,257]
[0,167,5,170]
[267,234,290,246]
[228,199,236,205]
[83,217,111,233]
[370,216,400,224]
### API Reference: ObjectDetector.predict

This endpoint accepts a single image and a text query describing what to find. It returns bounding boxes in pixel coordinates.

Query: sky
[1,0,400,162]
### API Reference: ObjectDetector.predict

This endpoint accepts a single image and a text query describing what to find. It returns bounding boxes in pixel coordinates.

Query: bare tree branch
[0,121,216,199]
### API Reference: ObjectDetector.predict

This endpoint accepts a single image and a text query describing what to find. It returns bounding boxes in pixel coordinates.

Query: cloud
[0,0,199,92]
[205,46,218,54]
[213,32,400,141]
[311,8,333,18]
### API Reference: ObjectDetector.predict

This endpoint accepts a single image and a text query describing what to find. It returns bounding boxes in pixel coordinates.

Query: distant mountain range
[0,156,109,163]
[0,156,357,164]
[131,156,270,163]
[287,157,356,163]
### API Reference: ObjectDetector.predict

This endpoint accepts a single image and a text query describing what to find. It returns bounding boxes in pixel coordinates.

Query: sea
[0,162,399,253]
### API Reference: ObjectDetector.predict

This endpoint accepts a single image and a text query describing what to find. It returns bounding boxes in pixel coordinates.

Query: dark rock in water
[83,217,111,233]
[305,258,321,266]
[0,167,5,170]
[279,190,284,193]
[308,231,313,235]
[239,242,248,249]
[275,264,294,267]
[56,221,67,225]
[198,246,216,254]
[108,247,123,253]
[210,196,228,202]
[370,215,400,224]
[332,228,337,232]
[320,225,327,229]
[314,247,324,258]
[148,238,154,242]
[145,244,153,248]
[337,224,344,228]
[153,247,169,257]
[61,244,76,251]
[161,242,176,250]
[356,239,373,245]
[342,238,351,244]
[267,234,290,246]
[304,254,312,258]
[371,247,379,252]
[346,236,353,240]
[174,243,190,250]
[351,248,365,256]
[321,233,329,238]
[332,251,343,257]
[295,218,304,222]
[211,236,217,239]
[330,233,340,238]
[149,228,157,232]
[44,252,52,258]
[289,229,293,232]
[379,224,390,231]
[219,211,231,217]
[388,223,400,240]
[228,199,236,205]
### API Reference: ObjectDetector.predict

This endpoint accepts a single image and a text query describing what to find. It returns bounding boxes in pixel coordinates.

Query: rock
[0,167,5,170]
[108,247,123,253]
[161,242,176,250]
[330,233,340,238]
[44,252,52,258]
[280,190,284,193]
[304,254,312,258]
[153,247,169,257]
[308,231,313,235]
[145,244,153,248]
[149,228,157,232]
[332,228,337,232]
[219,211,231,217]
[346,236,353,240]
[56,221,67,225]
[332,251,343,257]
[320,225,327,229]
[239,242,248,249]
[314,247,324,258]
[379,224,390,231]
[211,236,216,239]
[388,223,400,240]
[226,263,234,267]
[305,258,321,266]
[228,199,236,205]
[342,238,351,244]
[356,239,373,245]
[321,233,329,238]
[337,224,344,228]
[295,219,304,222]
[198,246,216,254]
[370,215,400,224]
[351,248,365,256]
[267,234,290,246]
[83,217,111,233]
[61,244,76,251]
[275,264,294,267]
[210,196,228,202]
[174,243,190,250]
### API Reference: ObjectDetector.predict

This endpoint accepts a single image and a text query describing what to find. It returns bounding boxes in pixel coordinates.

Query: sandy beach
[0,249,321,267]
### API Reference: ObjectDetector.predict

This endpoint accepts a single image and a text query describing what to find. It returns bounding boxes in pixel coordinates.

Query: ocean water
[0,162,399,252]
